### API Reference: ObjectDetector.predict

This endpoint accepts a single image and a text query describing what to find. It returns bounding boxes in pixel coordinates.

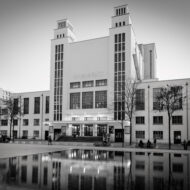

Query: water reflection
[0,150,190,190]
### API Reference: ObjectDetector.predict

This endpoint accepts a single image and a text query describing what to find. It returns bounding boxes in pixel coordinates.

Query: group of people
[138,139,157,148]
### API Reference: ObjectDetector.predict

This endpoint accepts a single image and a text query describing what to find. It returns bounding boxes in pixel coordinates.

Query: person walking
[48,135,52,145]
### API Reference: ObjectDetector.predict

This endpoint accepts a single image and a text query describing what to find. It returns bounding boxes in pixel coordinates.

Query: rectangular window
[136,89,145,110]
[23,119,29,126]
[171,86,183,109]
[34,97,40,114]
[153,116,163,124]
[1,108,8,115]
[172,116,183,124]
[32,166,38,184]
[153,162,163,171]
[45,96,49,114]
[34,119,40,126]
[97,124,107,136]
[82,92,93,109]
[153,131,163,139]
[21,166,27,183]
[95,91,107,108]
[22,130,28,138]
[172,163,183,173]
[135,131,145,139]
[23,98,29,114]
[153,88,161,110]
[135,161,145,170]
[136,117,145,124]
[70,93,80,109]
[33,130,39,138]
[70,82,80,89]
[13,98,19,115]
[96,79,107,87]
[1,120,8,126]
[82,81,94,88]
[84,125,93,136]
[13,119,18,126]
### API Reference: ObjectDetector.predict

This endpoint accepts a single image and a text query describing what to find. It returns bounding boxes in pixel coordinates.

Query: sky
[0,0,190,92]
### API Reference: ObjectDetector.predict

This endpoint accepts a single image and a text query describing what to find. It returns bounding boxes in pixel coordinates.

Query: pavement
[0,140,189,159]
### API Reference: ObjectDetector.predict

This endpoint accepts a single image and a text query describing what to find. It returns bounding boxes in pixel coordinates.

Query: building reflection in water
[0,150,189,190]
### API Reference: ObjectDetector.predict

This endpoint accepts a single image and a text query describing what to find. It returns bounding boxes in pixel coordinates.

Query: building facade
[0,5,189,143]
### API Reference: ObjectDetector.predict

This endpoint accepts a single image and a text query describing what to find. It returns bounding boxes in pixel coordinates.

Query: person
[147,140,151,148]
[48,135,52,145]
[183,140,187,150]
[154,138,157,148]
[139,140,144,148]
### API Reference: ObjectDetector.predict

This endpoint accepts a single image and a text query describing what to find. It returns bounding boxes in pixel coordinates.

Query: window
[32,166,38,184]
[84,125,93,136]
[70,93,80,109]
[13,98,19,114]
[95,91,107,108]
[21,165,27,183]
[34,119,40,126]
[45,118,49,121]
[22,130,28,138]
[33,131,39,138]
[45,96,49,114]
[1,120,8,126]
[135,131,145,139]
[43,167,48,185]
[34,97,40,114]
[136,89,145,110]
[0,130,7,135]
[70,82,80,89]
[96,79,107,87]
[153,131,163,139]
[97,124,107,136]
[23,119,29,126]
[153,116,163,124]
[23,98,29,114]
[171,86,183,109]
[153,88,161,110]
[13,119,18,126]
[172,116,183,124]
[1,108,8,115]
[172,163,183,173]
[82,92,93,109]
[136,161,145,170]
[82,81,93,88]
[136,117,145,124]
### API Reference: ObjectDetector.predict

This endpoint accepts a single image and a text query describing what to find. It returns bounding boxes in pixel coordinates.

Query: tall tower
[50,19,75,122]
[109,5,133,121]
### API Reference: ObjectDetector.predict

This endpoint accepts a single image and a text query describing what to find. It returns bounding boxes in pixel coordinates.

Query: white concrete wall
[133,78,190,143]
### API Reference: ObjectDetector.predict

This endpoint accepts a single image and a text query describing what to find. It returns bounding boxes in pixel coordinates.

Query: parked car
[0,135,10,143]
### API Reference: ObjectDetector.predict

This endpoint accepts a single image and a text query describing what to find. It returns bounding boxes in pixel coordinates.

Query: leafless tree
[3,98,22,141]
[109,78,138,146]
[154,85,185,149]
[123,79,138,145]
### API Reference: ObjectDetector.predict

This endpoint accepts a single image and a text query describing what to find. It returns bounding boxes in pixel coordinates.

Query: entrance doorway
[45,131,49,140]
[115,129,124,142]
[13,131,17,139]
[72,125,80,137]
[174,131,181,144]
[54,129,61,140]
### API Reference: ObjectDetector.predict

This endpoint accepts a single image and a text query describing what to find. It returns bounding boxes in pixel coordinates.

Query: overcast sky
[0,0,190,92]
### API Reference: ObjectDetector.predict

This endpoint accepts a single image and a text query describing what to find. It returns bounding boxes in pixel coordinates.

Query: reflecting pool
[0,149,190,190]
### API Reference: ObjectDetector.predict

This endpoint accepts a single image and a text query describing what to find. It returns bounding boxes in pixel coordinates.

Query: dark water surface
[0,149,190,190]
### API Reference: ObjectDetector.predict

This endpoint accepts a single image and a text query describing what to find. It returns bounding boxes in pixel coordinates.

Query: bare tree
[109,78,138,146]
[123,79,138,145]
[3,98,22,141]
[154,85,185,149]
